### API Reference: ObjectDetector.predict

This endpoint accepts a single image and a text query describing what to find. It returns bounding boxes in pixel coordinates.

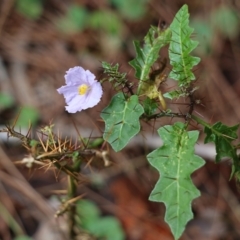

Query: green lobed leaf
[204,122,239,178]
[169,4,200,86]
[204,122,238,161]
[147,122,205,240]
[101,93,144,152]
[129,26,171,94]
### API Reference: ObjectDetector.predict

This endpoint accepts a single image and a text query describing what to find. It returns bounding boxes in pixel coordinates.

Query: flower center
[78,84,89,95]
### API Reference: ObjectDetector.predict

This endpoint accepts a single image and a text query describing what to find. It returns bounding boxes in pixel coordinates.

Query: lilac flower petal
[57,66,103,113]
[85,70,97,85]
[66,105,82,113]
[65,95,86,113]
[65,67,86,85]
[57,85,78,103]
[57,85,77,95]
[66,94,85,107]
[83,82,103,109]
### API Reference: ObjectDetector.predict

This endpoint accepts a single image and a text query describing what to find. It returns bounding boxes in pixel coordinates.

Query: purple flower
[57,66,103,113]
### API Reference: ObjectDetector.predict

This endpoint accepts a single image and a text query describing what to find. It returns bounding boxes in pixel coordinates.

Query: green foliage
[56,5,88,34]
[15,0,43,20]
[142,97,158,116]
[169,4,200,87]
[57,6,123,36]
[101,62,128,90]
[0,93,15,110]
[77,199,100,222]
[129,26,171,94]
[204,122,239,177]
[15,106,39,127]
[88,10,123,35]
[204,122,239,161]
[101,93,144,151]
[163,88,188,100]
[191,5,239,56]
[87,138,104,148]
[147,122,205,240]
[111,0,147,20]
[8,3,240,240]
[164,86,198,100]
[77,200,125,240]
[211,6,239,39]
[190,18,213,56]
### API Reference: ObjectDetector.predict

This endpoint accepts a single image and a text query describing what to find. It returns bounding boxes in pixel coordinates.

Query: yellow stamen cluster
[78,84,89,95]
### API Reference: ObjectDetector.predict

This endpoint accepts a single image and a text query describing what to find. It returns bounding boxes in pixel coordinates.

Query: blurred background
[1,0,240,239]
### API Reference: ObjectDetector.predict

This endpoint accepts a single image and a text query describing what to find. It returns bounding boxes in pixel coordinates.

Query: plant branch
[142,111,186,120]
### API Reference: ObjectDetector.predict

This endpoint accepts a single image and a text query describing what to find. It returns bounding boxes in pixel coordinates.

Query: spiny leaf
[204,122,238,162]
[129,26,171,94]
[101,62,128,90]
[101,93,144,151]
[147,122,205,240]
[169,4,200,87]
[204,121,239,178]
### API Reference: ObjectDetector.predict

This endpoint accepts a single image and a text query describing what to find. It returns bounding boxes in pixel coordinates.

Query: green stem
[192,114,239,143]
[68,175,77,239]
[191,114,211,128]
[142,111,186,120]
[67,158,81,239]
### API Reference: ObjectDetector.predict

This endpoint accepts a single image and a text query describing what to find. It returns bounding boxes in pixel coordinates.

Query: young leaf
[147,122,205,240]
[169,4,200,86]
[101,62,128,90]
[129,26,171,94]
[101,93,144,151]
